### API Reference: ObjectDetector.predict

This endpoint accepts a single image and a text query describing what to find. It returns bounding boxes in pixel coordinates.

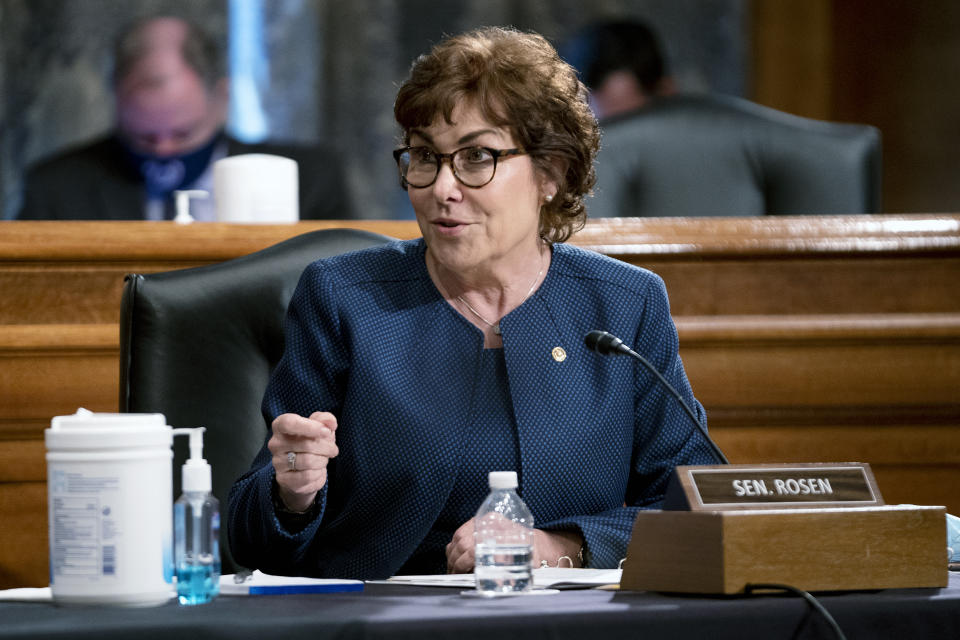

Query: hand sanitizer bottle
[173,428,220,605]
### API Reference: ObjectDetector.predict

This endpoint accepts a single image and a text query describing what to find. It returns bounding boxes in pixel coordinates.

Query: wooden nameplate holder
[620,463,947,594]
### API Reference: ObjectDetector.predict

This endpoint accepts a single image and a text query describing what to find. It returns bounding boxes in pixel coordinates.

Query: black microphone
[585,330,728,465]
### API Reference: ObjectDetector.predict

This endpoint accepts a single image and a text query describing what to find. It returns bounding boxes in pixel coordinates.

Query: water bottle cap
[488,471,518,490]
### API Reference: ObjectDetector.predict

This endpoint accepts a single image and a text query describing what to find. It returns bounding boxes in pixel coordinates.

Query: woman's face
[407,102,550,276]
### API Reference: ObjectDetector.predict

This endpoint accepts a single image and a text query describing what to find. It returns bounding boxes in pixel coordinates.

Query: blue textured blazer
[228,238,716,579]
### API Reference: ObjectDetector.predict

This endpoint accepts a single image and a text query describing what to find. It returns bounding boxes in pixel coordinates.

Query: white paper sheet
[220,570,363,595]
[381,567,621,589]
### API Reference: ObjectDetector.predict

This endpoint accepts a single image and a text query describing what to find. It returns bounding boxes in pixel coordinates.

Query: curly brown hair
[394,26,600,243]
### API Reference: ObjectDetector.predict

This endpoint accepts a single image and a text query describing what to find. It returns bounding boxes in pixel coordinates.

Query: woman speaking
[228,26,716,579]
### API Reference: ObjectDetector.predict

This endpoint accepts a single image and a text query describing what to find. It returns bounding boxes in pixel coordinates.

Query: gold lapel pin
[551,346,567,362]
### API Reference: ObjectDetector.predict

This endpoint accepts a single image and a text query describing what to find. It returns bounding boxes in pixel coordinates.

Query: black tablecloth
[3,575,960,640]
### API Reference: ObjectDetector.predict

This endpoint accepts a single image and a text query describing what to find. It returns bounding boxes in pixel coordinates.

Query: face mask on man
[119,132,222,199]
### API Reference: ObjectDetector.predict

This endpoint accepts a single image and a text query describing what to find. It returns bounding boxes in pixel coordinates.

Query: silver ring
[286,451,296,472]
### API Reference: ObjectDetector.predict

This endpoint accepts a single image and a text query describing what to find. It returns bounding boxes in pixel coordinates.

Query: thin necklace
[456,249,544,336]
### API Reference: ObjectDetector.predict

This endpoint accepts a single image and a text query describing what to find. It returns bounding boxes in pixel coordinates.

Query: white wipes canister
[45,411,174,606]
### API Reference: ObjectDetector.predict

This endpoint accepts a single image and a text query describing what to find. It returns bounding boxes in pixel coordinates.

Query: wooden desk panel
[0,325,118,422]
[647,257,960,316]
[680,313,960,409]
[3,216,959,324]
[0,482,47,588]
[0,220,421,325]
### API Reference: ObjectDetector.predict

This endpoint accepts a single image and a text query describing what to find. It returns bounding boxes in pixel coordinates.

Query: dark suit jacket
[228,239,716,579]
[17,134,353,220]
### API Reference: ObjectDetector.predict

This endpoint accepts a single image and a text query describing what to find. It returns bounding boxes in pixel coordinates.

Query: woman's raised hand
[268,411,338,512]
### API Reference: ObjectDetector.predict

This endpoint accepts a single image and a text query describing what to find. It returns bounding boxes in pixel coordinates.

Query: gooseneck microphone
[585,330,728,465]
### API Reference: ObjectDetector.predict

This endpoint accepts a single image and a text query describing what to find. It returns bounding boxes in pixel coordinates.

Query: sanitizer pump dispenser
[172,427,220,604]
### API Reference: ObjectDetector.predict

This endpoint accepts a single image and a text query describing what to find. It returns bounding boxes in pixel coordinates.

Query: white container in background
[45,410,174,606]
[213,153,299,223]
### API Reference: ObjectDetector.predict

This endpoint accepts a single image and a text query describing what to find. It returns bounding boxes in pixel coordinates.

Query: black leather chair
[119,228,394,573]
[589,93,882,217]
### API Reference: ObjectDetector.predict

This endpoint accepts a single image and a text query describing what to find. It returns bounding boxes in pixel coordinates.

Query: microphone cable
[745,583,848,640]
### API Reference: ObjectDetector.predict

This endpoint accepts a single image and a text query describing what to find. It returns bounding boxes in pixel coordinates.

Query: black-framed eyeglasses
[392,145,527,189]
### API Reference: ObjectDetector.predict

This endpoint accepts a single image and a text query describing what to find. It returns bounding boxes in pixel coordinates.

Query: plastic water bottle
[474,471,534,594]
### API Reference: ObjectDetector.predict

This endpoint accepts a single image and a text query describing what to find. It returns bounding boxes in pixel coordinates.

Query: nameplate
[663,462,883,511]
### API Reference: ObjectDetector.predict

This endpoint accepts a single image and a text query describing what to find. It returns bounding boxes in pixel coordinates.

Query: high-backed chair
[119,228,394,573]
[589,93,882,217]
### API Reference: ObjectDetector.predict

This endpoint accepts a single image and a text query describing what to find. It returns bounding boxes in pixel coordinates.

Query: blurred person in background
[18,15,352,221]
[562,19,675,120]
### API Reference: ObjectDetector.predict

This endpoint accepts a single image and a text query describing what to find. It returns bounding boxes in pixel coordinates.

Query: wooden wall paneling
[753,1,960,214]
[0,263,206,324]
[0,483,47,588]
[872,466,960,518]
[682,311,960,515]
[678,313,960,407]
[4,253,957,324]
[0,325,119,421]
[750,0,833,120]
[647,257,960,316]
[0,438,48,589]
[0,221,421,261]
[831,1,960,214]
